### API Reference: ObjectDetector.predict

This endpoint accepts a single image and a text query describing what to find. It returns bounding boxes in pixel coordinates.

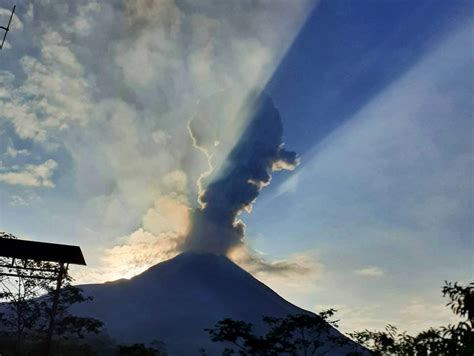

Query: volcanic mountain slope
[72,253,366,354]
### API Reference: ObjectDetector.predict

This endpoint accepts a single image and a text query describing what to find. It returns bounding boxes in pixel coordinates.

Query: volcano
[72,253,365,354]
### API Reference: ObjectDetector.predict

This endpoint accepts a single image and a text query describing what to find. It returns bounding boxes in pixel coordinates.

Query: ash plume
[185,92,298,254]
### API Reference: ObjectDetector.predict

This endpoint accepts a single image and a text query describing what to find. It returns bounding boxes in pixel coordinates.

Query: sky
[0,0,472,335]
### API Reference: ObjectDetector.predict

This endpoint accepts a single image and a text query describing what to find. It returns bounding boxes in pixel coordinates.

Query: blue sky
[0,0,472,334]
[246,0,473,333]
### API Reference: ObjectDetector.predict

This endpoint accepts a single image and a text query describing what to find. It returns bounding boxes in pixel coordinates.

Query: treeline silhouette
[0,267,472,355]
[348,281,473,356]
[202,281,473,355]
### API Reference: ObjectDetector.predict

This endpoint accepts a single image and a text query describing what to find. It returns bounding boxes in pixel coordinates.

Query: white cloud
[66,1,101,36]
[4,145,29,158]
[355,266,384,278]
[0,159,58,187]
[74,192,190,283]
[0,70,14,83]
[73,170,191,283]
[143,196,190,236]
[0,30,91,142]
[2,0,317,293]
[25,3,34,21]
[74,228,184,283]
[9,191,40,206]
[2,0,313,213]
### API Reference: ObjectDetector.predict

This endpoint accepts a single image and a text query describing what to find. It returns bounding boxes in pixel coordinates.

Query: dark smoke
[185,92,298,254]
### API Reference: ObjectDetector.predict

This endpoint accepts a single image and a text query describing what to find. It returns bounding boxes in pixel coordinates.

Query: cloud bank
[0,0,316,281]
[0,159,58,187]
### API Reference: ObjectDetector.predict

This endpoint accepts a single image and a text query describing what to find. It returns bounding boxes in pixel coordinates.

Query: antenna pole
[0,5,16,50]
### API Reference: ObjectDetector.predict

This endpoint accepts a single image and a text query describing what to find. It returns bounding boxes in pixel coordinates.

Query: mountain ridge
[70,252,365,354]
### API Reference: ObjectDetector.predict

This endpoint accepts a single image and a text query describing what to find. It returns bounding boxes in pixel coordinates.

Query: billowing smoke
[1,0,313,281]
[185,91,298,254]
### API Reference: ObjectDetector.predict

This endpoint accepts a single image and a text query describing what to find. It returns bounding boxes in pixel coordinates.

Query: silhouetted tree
[349,281,474,355]
[206,309,351,355]
[118,340,167,356]
[0,232,103,354]
[442,281,473,323]
[206,318,270,354]
[263,310,350,355]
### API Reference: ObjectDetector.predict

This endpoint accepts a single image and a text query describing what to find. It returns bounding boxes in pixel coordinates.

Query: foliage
[0,232,103,355]
[206,309,353,355]
[118,340,167,356]
[349,281,474,355]
[0,335,102,356]
[442,281,474,322]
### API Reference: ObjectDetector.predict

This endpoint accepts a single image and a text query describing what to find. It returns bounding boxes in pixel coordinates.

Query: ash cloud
[1,0,313,281]
[185,92,298,254]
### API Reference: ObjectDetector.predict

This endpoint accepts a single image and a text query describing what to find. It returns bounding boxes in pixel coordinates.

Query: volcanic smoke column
[185,92,298,255]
